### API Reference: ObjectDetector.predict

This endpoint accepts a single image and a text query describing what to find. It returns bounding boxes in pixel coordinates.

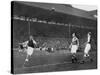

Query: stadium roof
[88,10,97,18]
[89,10,97,15]
[15,1,96,20]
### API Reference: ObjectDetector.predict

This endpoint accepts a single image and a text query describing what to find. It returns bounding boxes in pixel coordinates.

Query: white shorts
[84,43,91,54]
[71,45,78,54]
[26,47,34,56]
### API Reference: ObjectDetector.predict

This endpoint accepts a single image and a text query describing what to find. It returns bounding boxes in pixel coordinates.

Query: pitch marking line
[22,61,74,69]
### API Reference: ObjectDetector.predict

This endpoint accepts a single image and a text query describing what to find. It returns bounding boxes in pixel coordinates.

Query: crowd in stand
[13,36,96,52]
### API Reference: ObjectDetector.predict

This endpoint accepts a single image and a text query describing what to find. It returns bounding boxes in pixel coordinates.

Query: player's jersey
[28,40,36,48]
[72,37,78,45]
[87,35,91,44]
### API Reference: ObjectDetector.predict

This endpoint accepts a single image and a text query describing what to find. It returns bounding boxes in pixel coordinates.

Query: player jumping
[19,35,37,62]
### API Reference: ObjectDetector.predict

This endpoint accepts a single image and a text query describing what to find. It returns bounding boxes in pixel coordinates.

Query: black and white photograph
[11,1,97,74]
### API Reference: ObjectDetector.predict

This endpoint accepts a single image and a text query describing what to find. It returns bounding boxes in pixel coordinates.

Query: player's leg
[84,43,91,57]
[80,44,89,64]
[86,44,93,62]
[23,53,29,67]
[24,47,34,64]
[72,53,78,63]
[71,45,78,63]
[25,54,29,62]
[25,47,32,62]
[80,43,91,64]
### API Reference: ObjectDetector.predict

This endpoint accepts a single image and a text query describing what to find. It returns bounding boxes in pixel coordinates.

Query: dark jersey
[72,37,78,45]
[28,40,35,48]
[87,38,92,44]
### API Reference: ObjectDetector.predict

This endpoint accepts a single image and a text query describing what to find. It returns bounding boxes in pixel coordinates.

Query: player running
[69,33,79,63]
